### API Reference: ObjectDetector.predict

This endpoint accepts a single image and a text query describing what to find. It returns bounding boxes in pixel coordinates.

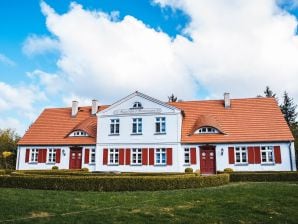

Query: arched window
[132,102,143,109]
[195,126,219,134]
[69,130,89,137]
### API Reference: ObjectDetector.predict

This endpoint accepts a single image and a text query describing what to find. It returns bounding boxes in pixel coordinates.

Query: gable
[99,91,180,117]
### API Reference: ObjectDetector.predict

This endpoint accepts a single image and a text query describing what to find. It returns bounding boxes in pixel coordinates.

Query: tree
[0,129,20,169]
[280,91,297,128]
[168,94,178,102]
[264,86,276,98]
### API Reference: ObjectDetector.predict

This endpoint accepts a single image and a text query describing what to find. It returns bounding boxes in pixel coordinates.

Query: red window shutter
[274,146,282,164]
[247,146,254,164]
[84,148,90,164]
[125,148,131,165]
[56,149,61,163]
[103,148,108,165]
[142,148,148,165]
[254,146,261,164]
[228,147,235,164]
[149,148,154,165]
[190,148,196,164]
[25,149,30,163]
[119,148,124,165]
[166,148,172,165]
[38,149,47,163]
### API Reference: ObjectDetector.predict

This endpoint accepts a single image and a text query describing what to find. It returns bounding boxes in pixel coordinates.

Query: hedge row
[15,170,192,176]
[0,174,229,191]
[229,172,298,182]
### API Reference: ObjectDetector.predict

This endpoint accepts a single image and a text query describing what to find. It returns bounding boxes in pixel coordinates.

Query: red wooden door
[200,146,216,174]
[69,148,82,169]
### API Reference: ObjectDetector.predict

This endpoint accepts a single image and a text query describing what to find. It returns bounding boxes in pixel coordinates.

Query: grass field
[0,182,297,223]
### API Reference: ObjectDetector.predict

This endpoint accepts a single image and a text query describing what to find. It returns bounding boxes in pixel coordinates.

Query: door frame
[69,147,83,169]
[200,145,216,174]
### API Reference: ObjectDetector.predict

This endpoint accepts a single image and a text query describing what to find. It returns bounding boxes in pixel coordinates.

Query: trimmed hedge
[230,172,298,182]
[0,169,13,175]
[0,174,229,191]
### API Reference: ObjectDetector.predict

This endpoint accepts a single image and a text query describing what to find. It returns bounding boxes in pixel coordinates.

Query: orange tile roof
[169,97,294,143]
[18,97,293,146]
[18,106,108,146]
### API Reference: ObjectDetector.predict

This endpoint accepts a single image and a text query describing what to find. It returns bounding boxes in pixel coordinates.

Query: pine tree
[280,91,297,127]
[168,94,178,102]
[264,86,276,98]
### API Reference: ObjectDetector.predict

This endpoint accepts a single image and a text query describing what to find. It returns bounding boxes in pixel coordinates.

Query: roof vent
[72,100,79,117]
[92,99,99,115]
[224,93,230,108]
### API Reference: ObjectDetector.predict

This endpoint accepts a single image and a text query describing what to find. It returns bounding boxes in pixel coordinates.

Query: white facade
[16,92,297,172]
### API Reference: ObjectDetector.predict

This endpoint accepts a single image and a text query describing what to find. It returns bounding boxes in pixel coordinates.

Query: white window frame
[261,146,274,164]
[47,148,56,163]
[70,130,88,137]
[184,148,190,165]
[155,148,166,165]
[132,102,143,109]
[132,118,142,134]
[108,148,119,165]
[131,148,142,165]
[30,148,39,163]
[110,119,120,135]
[196,127,219,134]
[235,146,248,164]
[90,148,96,164]
[155,117,166,134]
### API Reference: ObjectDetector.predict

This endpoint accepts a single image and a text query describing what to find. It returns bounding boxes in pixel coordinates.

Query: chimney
[71,100,79,117]
[91,99,99,115]
[224,92,230,108]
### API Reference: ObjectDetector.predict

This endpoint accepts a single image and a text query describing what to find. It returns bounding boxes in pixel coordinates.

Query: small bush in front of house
[81,168,89,172]
[229,172,298,182]
[0,174,229,191]
[0,170,5,175]
[223,168,234,173]
[52,166,59,170]
[185,168,193,173]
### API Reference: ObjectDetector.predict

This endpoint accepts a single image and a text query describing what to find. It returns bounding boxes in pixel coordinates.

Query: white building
[17,91,297,174]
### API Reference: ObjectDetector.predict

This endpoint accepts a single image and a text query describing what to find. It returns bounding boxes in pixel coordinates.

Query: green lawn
[0,182,297,223]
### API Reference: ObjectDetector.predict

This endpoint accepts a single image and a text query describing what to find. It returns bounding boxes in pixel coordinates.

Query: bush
[0,174,229,191]
[81,168,89,172]
[230,172,298,182]
[0,170,5,175]
[52,166,59,170]
[185,168,193,173]
[0,169,13,175]
[223,168,234,173]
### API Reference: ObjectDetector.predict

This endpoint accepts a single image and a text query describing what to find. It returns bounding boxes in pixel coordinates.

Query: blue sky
[1,0,298,135]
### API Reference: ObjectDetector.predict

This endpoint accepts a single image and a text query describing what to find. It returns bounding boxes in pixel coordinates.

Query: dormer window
[132,102,143,109]
[69,130,89,137]
[195,126,219,134]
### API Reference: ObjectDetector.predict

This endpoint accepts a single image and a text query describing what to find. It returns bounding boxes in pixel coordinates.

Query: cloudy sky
[1,0,298,135]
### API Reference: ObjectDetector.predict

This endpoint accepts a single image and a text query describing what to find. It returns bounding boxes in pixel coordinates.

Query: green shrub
[0,169,13,175]
[230,172,298,182]
[0,170,5,175]
[185,168,193,173]
[223,168,234,173]
[52,166,59,170]
[81,168,89,172]
[0,174,229,191]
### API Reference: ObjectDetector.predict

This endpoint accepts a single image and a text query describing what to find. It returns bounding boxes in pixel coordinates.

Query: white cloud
[39,1,196,103]
[22,34,59,56]
[0,117,27,136]
[153,0,298,101]
[0,53,16,66]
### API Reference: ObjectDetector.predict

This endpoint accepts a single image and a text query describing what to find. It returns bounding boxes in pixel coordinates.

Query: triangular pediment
[98,91,180,116]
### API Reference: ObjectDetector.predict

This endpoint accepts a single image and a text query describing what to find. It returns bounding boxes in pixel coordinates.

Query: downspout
[289,141,293,171]
[16,146,20,170]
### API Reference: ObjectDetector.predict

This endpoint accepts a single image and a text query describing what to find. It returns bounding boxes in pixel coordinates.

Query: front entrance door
[200,146,216,174]
[69,147,82,169]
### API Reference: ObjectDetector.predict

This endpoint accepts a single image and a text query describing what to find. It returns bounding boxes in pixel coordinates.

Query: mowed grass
[0,182,297,224]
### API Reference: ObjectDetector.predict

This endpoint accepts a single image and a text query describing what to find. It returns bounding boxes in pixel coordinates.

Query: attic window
[132,102,143,109]
[195,126,219,134]
[69,130,89,137]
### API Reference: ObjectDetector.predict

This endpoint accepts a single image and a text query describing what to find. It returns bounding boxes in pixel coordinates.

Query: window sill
[154,132,166,135]
[28,162,38,164]
[89,163,96,165]
[261,163,275,166]
[183,164,191,166]
[131,133,143,136]
[46,162,56,165]
[234,163,248,166]
[130,164,142,166]
[109,134,120,136]
[154,164,167,166]
[108,164,119,166]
